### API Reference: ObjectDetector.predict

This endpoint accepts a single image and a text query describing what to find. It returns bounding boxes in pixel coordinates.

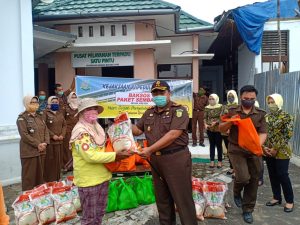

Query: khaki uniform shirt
[193,93,208,111]
[43,109,67,144]
[136,101,189,149]
[227,105,267,152]
[16,112,50,158]
[64,105,79,133]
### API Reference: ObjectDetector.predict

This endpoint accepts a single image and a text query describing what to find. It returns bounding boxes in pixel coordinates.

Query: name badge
[29,128,35,133]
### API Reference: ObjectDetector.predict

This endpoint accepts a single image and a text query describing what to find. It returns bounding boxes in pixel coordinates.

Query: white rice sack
[12,194,39,225]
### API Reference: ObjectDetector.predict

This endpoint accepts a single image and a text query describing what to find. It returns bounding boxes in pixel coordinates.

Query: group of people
[17,82,79,191]
[193,85,294,223]
[17,79,294,225]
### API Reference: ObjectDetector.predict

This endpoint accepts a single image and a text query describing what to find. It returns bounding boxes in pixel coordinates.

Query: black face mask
[241,99,255,109]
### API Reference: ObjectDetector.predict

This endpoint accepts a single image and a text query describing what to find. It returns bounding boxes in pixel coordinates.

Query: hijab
[267,93,283,109]
[67,92,78,110]
[23,95,38,112]
[227,90,238,105]
[206,93,222,109]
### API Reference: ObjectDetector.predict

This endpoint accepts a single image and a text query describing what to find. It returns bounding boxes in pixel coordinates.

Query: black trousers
[265,157,294,204]
[207,130,223,162]
[222,135,233,169]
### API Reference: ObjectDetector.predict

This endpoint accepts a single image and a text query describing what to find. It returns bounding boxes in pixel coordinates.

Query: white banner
[72,51,133,67]
[115,92,154,106]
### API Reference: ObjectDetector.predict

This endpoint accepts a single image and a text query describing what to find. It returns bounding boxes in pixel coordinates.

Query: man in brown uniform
[44,96,67,181]
[219,85,267,224]
[17,95,50,191]
[132,80,197,225]
[55,78,75,113]
[192,87,208,147]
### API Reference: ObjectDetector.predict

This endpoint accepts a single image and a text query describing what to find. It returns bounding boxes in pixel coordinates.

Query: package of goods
[192,178,206,221]
[29,188,55,225]
[51,186,77,223]
[12,194,39,225]
[106,179,120,212]
[23,184,47,195]
[127,176,155,205]
[71,186,81,212]
[65,176,74,186]
[107,112,138,153]
[117,178,138,210]
[201,181,228,219]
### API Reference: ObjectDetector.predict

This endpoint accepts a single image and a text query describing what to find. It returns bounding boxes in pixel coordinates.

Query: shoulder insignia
[17,117,24,121]
[172,102,182,107]
[175,109,183,118]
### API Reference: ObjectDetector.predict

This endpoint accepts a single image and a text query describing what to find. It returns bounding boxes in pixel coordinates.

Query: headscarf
[23,95,38,112]
[254,100,260,108]
[47,96,59,113]
[67,92,78,110]
[69,113,105,148]
[267,93,283,109]
[227,90,238,105]
[206,94,222,109]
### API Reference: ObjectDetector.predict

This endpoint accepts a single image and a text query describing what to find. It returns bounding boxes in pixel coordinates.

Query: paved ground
[3,140,300,224]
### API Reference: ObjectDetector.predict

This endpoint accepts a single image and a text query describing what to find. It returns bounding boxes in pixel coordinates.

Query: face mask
[198,89,205,96]
[83,109,98,123]
[39,96,46,101]
[27,103,39,113]
[58,91,64,96]
[50,103,59,111]
[70,98,78,106]
[228,96,235,104]
[208,99,216,106]
[153,96,167,107]
[241,99,255,109]
[268,103,279,113]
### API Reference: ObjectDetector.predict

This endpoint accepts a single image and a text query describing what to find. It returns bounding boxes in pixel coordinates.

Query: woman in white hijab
[16,95,50,191]
[62,92,79,171]
[264,93,294,212]
[204,94,223,168]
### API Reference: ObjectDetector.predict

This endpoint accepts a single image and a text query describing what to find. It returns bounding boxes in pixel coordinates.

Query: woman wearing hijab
[221,90,238,175]
[70,98,132,224]
[43,96,66,182]
[62,92,79,170]
[204,94,223,168]
[264,93,294,212]
[16,95,50,191]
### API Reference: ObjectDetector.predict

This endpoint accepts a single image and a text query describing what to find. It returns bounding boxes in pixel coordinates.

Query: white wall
[257,19,300,73]
[0,0,35,185]
[238,44,256,91]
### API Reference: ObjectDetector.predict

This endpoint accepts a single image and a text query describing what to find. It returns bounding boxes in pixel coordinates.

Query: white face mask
[208,99,216,106]
[69,98,78,109]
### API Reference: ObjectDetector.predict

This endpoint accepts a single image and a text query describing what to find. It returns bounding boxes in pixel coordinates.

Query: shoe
[217,162,222,168]
[234,195,242,208]
[243,212,253,224]
[284,204,294,213]
[199,143,205,147]
[266,200,281,206]
[226,170,234,175]
[192,143,197,147]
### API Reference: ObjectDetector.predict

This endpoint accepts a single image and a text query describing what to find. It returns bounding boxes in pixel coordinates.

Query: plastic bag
[192,179,206,221]
[202,181,227,219]
[51,186,77,223]
[104,139,136,172]
[106,180,120,212]
[127,176,155,205]
[70,186,81,212]
[12,194,39,225]
[221,114,262,156]
[118,179,138,210]
[29,188,55,225]
[107,112,138,153]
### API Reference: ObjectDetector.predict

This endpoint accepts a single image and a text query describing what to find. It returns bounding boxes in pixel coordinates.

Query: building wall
[0,0,35,185]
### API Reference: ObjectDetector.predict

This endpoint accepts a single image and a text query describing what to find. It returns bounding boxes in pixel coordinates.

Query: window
[122,24,127,36]
[89,26,93,37]
[100,25,105,36]
[111,25,116,36]
[262,30,289,72]
[157,64,192,78]
[78,26,83,37]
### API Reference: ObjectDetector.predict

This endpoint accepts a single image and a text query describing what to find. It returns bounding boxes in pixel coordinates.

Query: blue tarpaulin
[232,0,299,55]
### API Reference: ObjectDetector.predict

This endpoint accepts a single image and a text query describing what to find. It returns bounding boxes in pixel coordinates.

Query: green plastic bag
[118,178,138,210]
[106,179,120,212]
[142,173,156,204]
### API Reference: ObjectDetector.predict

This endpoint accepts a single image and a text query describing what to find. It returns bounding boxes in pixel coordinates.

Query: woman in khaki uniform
[16,95,50,191]
[204,93,223,168]
[43,96,66,182]
[62,92,78,170]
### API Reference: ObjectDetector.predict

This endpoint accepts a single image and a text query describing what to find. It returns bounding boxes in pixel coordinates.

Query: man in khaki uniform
[219,85,267,224]
[55,78,75,113]
[17,95,50,191]
[132,80,197,225]
[192,87,208,147]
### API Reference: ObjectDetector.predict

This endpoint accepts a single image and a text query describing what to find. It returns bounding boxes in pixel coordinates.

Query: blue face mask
[39,96,46,101]
[153,96,167,107]
[50,103,59,111]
